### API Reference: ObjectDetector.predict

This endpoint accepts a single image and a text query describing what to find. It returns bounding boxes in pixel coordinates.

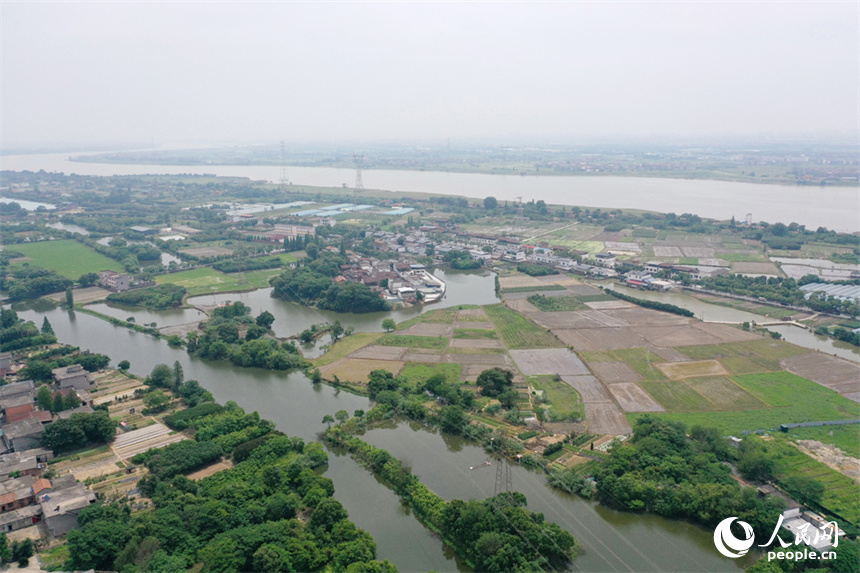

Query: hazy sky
[2,2,858,147]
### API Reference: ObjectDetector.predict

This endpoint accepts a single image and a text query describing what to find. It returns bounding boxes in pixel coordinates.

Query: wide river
[2,151,858,232]
[10,272,764,572]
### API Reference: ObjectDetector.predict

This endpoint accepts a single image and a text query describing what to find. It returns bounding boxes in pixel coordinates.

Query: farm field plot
[606,383,664,412]
[398,322,454,337]
[453,328,497,339]
[731,261,781,275]
[657,359,729,380]
[444,353,513,367]
[456,308,487,320]
[650,347,692,362]
[528,375,583,421]
[400,362,464,387]
[637,380,717,412]
[678,339,809,374]
[554,328,646,351]
[653,246,682,257]
[792,425,860,459]
[484,304,563,349]
[450,339,504,349]
[46,286,110,304]
[377,334,449,349]
[560,375,613,402]
[402,352,445,363]
[319,358,404,383]
[111,422,186,460]
[584,300,633,310]
[634,372,860,436]
[582,348,670,381]
[525,295,587,312]
[589,361,642,384]
[603,307,689,326]
[530,311,607,330]
[12,239,124,278]
[311,332,382,366]
[585,403,632,434]
[498,275,546,289]
[565,284,606,297]
[505,298,541,312]
[156,267,280,295]
[578,310,629,327]
[781,353,860,400]
[691,322,761,344]
[510,348,590,376]
[453,320,495,330]
[179,246,234,257]
[684,376,766,410]
[630,325,722,347]
[351,345,408,361]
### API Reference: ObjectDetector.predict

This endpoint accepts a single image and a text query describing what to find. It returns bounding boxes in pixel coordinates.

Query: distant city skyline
[2,2,857,147]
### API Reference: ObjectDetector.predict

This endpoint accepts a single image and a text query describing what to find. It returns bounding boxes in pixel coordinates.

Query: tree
[0,533,11,564]
[143,390,170,411]
[199,537,243,573]
[11,538,33,567]
[255,310,275,328]
[37,386,53,412]
[305,242,319,260]
[498,389,519,410]
[117,360,130,371]
[354,409,365,418]
[147,364,172,388]
[476,368,514,397]
[331,320,344,343]
[381,318,396,332]
[41,317,54,335]
[253,544,292,573]
[309,498,348,532]
[65,287,74,309]
[484,196,498,210]
[172,361,184,390]
[335,410,349,424]
[78,272,100,287]
[322,414,335,428]
[53,392,66,414]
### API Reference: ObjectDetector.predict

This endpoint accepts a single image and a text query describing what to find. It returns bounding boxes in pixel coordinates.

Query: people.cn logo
[714,517,756,558]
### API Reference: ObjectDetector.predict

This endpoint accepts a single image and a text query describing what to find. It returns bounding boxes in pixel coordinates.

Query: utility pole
[353,154,365,195]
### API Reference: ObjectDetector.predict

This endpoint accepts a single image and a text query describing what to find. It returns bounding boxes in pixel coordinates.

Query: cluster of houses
[0,365,100,538]
[336,251,445,304]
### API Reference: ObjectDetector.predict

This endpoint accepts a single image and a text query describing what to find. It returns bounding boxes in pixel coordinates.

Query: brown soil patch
[402,352,445,363]
[578,310,629,327]
[584,300,634,310]
[781,353,860,399]
[650,347,692,362]
[795,440,860,482]
[187,460,233,480]
[351,345,409,360]
[585,403,632,434]
[657,359,729,380]
[732,262,782,275]
[48,286,111,304]
[535,275,582,286]
[554,329,647,351]
[511,349,590,376]
[630,325,721,347]
[180,246,234,257]
[590,362,642,384]
[603,308,690,326]
[560,375,613,402]
[450,339,504,349]
[566,284,605,297]
[530,311,605,330]
[159,321,205,338]
[505,298,541,313]
[692,322,761,343]
[399,322,454,337]
[444,353,512,366]
[319,358,404,383]
[606,383,665,412]
[499,275,544,288]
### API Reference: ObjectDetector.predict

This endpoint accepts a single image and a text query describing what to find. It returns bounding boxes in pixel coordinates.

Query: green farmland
[11,239,123,279]
[156,267,281,296]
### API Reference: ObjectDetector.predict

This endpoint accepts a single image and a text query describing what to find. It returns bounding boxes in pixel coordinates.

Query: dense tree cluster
[212,257,283,273]
[593,416,784,540]
[603,288,695,317]
[106,284,186,309]
[1,265,73,301]
[516,263,558,277]
[43,411,117,454]
[271,253,388,313]
[0,308,57,352]
[66,417,393,573]
[698,274,859,316]
[444,250,483,269]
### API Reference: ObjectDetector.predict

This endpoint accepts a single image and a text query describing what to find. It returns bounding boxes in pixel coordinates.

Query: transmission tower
[279,141,290,189]
[745,213,753,225]
[353,154,365,194]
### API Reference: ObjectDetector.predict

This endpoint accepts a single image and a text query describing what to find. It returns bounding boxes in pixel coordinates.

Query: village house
[98,270,131,292]
[51,364,95,392]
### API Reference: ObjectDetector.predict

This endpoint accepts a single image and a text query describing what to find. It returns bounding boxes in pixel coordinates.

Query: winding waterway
[9,278,752,572]
[2,151,858,232]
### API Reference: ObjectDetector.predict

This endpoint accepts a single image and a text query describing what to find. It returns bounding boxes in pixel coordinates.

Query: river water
[2,151,858,232]
[8,272,754,572]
